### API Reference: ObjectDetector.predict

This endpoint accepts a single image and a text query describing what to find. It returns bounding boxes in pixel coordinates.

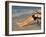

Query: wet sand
[12,14,41,31]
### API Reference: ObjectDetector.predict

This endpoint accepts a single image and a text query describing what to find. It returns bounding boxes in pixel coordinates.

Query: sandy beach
[12,14,41,31]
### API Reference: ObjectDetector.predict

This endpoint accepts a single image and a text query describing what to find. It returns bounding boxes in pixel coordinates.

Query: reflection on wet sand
[16,16,34,28]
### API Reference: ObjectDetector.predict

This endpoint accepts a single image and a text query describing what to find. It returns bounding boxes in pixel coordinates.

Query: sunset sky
[12,6,41,17]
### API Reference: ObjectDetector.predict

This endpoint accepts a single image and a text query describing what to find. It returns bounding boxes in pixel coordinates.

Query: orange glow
[16,16,34,28]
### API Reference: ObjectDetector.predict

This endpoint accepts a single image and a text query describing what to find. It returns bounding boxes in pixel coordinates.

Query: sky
[12,6,41,17]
